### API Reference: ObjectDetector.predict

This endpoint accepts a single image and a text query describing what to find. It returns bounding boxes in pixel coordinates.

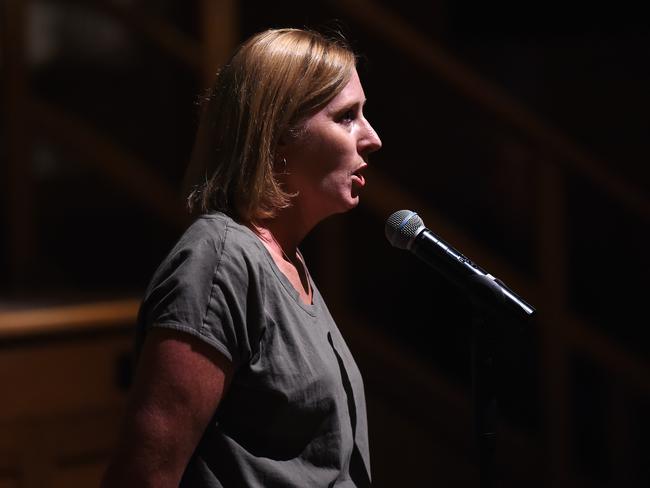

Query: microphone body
[386,210,535,319]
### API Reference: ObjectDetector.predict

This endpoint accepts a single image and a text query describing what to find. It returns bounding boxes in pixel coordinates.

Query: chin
[316,191,360,218]
[324,199,358,218]
[341,196,360,212]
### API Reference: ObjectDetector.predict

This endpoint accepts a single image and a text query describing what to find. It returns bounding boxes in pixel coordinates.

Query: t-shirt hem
[149,321,235,364]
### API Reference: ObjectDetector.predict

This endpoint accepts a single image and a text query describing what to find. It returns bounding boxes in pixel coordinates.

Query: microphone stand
[384,211,536,487]
[471,301,498,488]
[467,274,527,488]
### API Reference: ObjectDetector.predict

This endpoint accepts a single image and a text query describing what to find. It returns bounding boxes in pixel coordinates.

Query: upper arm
[102,327,233,488]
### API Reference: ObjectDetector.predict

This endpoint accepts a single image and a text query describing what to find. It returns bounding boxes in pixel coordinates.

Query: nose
[360,117,382,155]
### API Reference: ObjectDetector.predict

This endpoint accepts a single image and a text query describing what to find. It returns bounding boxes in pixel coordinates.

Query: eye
[338,108,356,124]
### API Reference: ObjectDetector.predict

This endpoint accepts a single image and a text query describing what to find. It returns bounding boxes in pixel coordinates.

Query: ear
[277,131,289,146]
[272,154,288,176]
[278,121,304,146]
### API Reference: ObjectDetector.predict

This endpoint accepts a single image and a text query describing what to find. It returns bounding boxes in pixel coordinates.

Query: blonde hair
[184,28,356,222]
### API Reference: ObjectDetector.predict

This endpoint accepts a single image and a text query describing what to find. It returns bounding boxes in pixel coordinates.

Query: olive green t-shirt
[136,213,371,487]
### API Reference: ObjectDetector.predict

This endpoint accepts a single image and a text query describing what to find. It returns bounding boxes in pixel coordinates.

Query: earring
[277,157,287,173]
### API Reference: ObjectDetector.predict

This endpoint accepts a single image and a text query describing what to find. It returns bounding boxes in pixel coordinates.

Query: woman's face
[281,68,382,221]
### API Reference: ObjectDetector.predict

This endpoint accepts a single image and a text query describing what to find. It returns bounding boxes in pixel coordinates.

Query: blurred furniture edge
[0,298,138,488]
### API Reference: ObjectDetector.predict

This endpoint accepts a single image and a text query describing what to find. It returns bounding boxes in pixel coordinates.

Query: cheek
[284,125,353,189]
[312,153,353,195]
[320,167,356,205]
[297,144,345,182]
[315,142,356,184]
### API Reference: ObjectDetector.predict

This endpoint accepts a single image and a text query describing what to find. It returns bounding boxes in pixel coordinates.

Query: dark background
[1,1,648,486]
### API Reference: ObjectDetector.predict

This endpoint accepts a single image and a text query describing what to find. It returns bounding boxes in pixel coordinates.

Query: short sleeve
[136,217,262,369]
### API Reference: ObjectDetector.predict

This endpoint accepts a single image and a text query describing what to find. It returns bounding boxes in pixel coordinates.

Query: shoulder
[189,214,269,275]
[140,213,262,306]
[167,213,262,268]
[137,213,270,360]
[148,213,273,300]
[175,213,231,257]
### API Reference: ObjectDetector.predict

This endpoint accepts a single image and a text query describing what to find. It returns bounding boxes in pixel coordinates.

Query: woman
[102,27,382,487]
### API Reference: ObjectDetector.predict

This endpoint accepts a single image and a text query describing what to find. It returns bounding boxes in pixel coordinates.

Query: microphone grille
[385,210,424,249]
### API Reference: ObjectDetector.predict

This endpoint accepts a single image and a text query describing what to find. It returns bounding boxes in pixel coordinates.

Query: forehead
[327,68,365,108]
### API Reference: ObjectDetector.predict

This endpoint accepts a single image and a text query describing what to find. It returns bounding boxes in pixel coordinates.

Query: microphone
[385,210,535,318]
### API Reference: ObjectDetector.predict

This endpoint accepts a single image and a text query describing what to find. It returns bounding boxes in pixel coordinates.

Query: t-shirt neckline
[236,220,317,316]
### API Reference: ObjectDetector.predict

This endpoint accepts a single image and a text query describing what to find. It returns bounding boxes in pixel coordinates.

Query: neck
[250,206,316,304]
[252,204,322,255]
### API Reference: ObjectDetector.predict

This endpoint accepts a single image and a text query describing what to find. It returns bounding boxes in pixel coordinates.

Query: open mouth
[352,166,367,187]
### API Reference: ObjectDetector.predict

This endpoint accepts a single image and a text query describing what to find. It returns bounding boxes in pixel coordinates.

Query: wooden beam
[29,98,191,230]
[1,0,38,288]
[57,0,203,71]
[199,0,240,88]
[536,159,571,486]
[0,298,139,339]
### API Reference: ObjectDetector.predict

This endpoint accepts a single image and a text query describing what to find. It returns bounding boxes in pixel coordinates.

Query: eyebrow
[328,98,367,116]
[338,98,367,109]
